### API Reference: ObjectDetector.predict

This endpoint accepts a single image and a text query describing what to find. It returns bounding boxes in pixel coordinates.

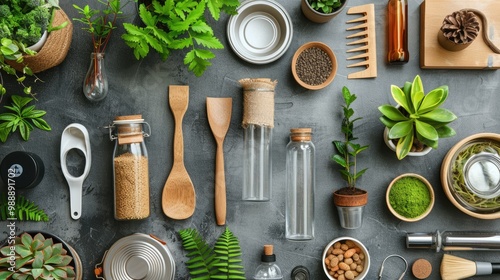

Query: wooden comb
[346,4,377,79]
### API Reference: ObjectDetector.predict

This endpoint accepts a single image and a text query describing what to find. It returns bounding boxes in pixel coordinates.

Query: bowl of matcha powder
[386,173,435,222]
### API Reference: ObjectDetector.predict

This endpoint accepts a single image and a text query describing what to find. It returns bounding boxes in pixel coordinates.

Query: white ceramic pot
[27,30,48,52]
[383,127,432,157]
[322,236,370,280]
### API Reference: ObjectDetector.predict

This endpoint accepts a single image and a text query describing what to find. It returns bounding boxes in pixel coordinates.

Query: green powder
[389,177,431,218]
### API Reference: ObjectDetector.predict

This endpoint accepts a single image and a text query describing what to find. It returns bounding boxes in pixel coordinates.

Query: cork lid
[290,128,312,141]
[261,245,276,262]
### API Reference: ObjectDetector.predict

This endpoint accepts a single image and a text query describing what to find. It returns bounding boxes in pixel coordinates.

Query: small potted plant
[121,0,239,77]
[0,232,82,279]
[301,0,348,23]
[332,86,369,229]
[379,75,457,160]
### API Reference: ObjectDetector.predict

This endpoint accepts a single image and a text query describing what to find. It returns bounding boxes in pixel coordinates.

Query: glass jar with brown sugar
[108,115,151,220]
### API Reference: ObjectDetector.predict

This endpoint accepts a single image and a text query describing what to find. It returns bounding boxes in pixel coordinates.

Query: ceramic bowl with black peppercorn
[291,41,337,90]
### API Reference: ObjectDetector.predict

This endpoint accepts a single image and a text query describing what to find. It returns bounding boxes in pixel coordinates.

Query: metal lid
[227,0,293,64]
[0,151,44,189]
[103,233,175,280]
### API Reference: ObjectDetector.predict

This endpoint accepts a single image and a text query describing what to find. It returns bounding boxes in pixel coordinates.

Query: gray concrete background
[1,0,500,279]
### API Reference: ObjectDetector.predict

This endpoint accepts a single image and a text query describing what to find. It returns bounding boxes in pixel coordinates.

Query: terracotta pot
[300,0,348,23]
[333,189,368,206]
[386,173,435,222]
[291,41,337,90]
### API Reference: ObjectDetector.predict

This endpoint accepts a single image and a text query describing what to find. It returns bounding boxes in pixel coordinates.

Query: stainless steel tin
[101,233,175,280]
[464,151,500,199]
[227,0,293,64]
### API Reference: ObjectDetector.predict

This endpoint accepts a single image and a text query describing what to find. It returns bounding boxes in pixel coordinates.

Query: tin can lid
[0,151,44,189]
[227,0,293,64]
[463,151,500,199]
[103,233,175,280]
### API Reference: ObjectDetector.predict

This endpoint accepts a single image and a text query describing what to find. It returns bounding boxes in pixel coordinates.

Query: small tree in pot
[332,86,369,229]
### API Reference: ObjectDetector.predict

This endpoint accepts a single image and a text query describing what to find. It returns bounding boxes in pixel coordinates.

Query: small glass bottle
[387,0,409,64]
[286,128,315,240]
[253,245,283,280]
[84,52,108,101]
[240,78,277,201]
[109,115,151,220]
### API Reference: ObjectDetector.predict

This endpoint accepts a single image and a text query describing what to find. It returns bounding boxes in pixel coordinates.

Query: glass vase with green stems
[379,75,457,160]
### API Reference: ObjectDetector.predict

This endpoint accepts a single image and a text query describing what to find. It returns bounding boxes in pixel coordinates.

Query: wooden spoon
[206,97,232,225]
[162,85,196,220]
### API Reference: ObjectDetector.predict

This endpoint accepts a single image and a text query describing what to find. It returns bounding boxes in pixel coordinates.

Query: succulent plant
[441,9,480,44]
[379,75,457,160]
[307,0,344,14]
[0,232,75,280]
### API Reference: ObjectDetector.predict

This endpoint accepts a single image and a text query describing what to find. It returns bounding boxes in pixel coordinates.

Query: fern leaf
[179,228,218,279]
[192,32,223,49]
[0,193,49,222]
[191,21,213,34]
[212,228,245,279]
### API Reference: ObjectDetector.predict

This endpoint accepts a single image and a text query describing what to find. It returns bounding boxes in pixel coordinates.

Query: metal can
[95,233,175,280]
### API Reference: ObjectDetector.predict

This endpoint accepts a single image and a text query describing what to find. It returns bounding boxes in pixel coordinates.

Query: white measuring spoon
[60,123,91,220]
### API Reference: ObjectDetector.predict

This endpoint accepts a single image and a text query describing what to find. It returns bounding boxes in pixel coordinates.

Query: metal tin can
[0,151,45,189]
[95,233,175,280]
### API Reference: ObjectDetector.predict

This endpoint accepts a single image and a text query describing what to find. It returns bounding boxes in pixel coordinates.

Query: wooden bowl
[441,133,500,219]
[291,41,337,90]
[386,173,435,222]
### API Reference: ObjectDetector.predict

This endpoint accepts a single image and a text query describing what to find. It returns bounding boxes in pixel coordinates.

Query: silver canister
[95,233,175,280]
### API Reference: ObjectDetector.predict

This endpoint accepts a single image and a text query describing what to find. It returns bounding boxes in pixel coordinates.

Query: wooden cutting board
[420,0,500,69]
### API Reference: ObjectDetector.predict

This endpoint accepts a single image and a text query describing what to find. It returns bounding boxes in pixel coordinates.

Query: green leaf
[396,134,413,160]
[419,108,457,123]
[410,75,425,112]
[191,21,212,34]
[418,87,445,113]
[378,105,407,121]
[332,154,347,168]
[192,32,224,49]
[436,125,456,138]
[12,95,33,108]
[415,120,438,141]
[388,120,413,139]
[390,85,411,114]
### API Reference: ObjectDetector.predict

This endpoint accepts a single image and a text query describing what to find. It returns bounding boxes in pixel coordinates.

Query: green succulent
[379,75,457,160]
[308,0,343,14]
[0,232,75,280]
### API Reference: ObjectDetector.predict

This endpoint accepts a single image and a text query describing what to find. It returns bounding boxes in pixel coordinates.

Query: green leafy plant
[307,0,344,14]
[0,193,49,221]
[0,95,51,142]
[0,0,67,47]
[179,227,245,279]
[332,86,368,192]
[73,0,132,54]
[121,0,239,76]
[379,75,457,160]
[0,232,75,280]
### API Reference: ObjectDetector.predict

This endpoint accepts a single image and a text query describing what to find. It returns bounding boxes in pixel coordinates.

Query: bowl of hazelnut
[322,236,370,280]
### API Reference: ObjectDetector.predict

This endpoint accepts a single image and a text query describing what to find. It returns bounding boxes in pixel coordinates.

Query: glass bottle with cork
[253,245,283,280]
[108,115,151,220]
[387,0,409,64]
[239,78,277,201]
[285,128,315,240]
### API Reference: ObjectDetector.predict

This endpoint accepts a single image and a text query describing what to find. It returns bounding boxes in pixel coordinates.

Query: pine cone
[441,10,480,44]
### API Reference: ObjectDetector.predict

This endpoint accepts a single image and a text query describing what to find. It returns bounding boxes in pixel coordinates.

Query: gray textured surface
[1,0,500,279]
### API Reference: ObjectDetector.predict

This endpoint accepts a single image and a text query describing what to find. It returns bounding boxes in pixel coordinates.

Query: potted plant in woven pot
[1,0,72,74]
[0,231,82,279]
[378,75,457,160]
[332,86,369,229]
[121,0,239,76]
[301,0,348,23]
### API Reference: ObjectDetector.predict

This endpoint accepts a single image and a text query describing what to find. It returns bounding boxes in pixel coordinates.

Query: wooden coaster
[412,258,432,279]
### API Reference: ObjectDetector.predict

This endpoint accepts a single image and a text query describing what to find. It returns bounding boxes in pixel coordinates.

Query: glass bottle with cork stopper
[239,78,277,201]
[108,115,151,220]
[286,128,315,240]
[253,245,283,280]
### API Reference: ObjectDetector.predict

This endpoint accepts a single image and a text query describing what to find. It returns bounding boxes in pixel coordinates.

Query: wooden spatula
[162,85,196,220]
[206,97,232,225]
